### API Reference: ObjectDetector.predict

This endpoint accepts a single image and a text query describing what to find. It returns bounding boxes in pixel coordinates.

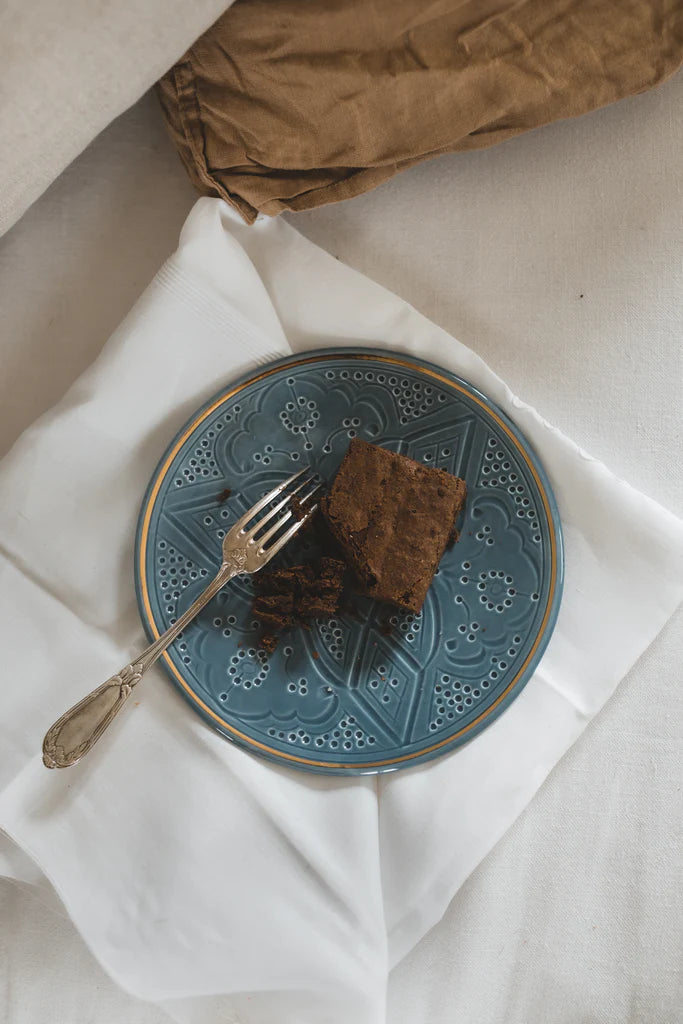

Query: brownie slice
[296,557,346,618]
[253,557,346,650]
[321,438,466,613]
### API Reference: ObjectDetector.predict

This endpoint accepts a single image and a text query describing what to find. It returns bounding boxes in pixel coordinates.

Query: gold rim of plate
[138,352,559,770]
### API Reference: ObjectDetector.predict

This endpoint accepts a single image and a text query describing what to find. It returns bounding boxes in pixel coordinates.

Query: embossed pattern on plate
[135,349,563,774]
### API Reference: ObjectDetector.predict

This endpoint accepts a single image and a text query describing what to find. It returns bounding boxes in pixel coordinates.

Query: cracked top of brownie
[321,438,466,613]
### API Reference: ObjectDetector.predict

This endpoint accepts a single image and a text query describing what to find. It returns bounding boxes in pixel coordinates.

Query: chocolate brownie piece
[321,438,466,613]
[296,557,346,618]
[253,556,346,650]
[257,565,314,598]
[252,593,295,632]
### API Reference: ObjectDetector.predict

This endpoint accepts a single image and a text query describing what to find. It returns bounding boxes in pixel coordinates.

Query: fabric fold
[0,197,681,1024]
[157,0,683,221]
[0,0,234,238]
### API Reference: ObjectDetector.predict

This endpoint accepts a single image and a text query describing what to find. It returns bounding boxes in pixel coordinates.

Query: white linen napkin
[1,198,682,1024]
[0,0,232,238]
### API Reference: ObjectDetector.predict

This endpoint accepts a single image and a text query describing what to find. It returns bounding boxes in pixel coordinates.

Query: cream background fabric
[0,70,682,1023]
[0,0,231,238]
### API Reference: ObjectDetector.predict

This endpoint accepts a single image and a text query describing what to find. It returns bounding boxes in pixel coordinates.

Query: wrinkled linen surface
[0,196,682,1024]
[157,0,683,221]
[0,0,232,238]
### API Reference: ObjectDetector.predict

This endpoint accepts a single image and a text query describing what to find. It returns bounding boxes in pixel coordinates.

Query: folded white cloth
[0,0,231,238]
[1,198,681,1024]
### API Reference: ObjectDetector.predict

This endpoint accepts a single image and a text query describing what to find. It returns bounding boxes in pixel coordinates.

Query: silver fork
[42,468,321,769]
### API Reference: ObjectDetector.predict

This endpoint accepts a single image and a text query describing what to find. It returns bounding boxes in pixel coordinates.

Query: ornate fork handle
[42,561,239,769]
[41,465,320,770]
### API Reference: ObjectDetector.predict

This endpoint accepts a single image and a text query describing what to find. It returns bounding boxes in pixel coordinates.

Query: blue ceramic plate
[135,349,563,774]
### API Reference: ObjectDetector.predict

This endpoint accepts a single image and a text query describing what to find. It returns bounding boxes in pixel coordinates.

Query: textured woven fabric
[0,0,231,238]
[157,0,683,221]
[1,72,682,1022]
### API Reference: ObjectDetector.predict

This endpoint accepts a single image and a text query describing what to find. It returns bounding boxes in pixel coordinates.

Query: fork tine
[255,508,293,548]
[297,480,321,506]
[258,502,320,565]
[256,484,323,549]
[241,472,317,543]
[230,468,308,535]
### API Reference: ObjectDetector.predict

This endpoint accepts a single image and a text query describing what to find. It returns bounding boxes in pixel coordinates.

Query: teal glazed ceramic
[135,349,563,774]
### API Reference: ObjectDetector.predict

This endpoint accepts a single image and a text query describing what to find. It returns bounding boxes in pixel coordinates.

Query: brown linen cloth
[157,0,683,223]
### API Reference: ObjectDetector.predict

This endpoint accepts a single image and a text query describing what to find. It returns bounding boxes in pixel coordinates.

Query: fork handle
[42,563,237,769]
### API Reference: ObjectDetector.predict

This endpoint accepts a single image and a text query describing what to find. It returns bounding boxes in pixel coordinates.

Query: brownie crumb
[217,487,232,503]
[446,526,460,550]
[260,633,279,654]
[312,650,320,660]
[290,496,309,523]
[253,557,346,651]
